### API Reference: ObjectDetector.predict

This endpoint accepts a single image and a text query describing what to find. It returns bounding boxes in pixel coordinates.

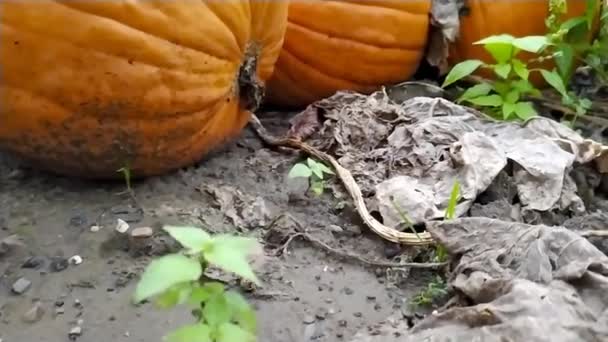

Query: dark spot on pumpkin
[13,41,20,45]
[128,59,133,65]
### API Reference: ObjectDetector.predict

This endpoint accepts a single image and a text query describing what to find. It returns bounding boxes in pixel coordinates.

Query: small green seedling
[410,275,449,308]
[133,226,260,342]
[288,158,335,196]
[434,181,461,263]
[117,164,132,192]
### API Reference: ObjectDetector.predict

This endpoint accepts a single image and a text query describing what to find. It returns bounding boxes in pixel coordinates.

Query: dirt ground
[0,111,437,342]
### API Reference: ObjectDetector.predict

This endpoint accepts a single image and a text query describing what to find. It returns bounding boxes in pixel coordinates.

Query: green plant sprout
[410,275,449,308]
[287,157,335,196]
[442,34,549,121]
[117,164,132,192]
[133,226,260,342]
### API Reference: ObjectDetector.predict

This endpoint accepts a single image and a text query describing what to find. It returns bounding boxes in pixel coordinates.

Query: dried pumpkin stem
[248,114,435,246]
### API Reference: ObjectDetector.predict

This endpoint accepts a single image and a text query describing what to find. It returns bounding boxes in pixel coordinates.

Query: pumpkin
[448,0,600,84]
[265,0,432,108]
[0,0,288,178]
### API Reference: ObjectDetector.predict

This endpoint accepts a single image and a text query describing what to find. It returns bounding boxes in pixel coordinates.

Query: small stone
[315,307,328,320]
[55,300,64,307]
[366,295,376,301]
[328,225,343,233]
[0,234,25,256]
[11,277,32,294]
[338,319,347,327]
[343,287,354,295]
[353,312,362,318]
[22,256,45,269]
[374,303,382,311]
[115,219,129,234]
[22,302,44,323]
[50,257,69,272]
[302,314,316,324]
[89,225,100,232]
[69,255,83,265]
[69,326,82,340]
[55,307,65,316]
[130,227,153,239]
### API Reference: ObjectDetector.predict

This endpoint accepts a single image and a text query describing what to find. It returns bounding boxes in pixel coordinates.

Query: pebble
[115,219,130,234]
[315,307,328,320]
[343,287,354,295]
[89,225,100,232]
[130,227,153,239]
[68,326,82,340]
[69,255,83,265]
[328,224,343,233]
[302,314,316,324]
[22,302,44,323]
[22,256,45,269]
[0,234,25,256]
[50,257,69,272]
[55,307,65,316]
[11,277,32,294]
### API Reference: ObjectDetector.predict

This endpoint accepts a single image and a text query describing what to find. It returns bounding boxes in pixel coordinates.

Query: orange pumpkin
[0,0,288,178]
[448,0,599,84]
[265,0,432,108]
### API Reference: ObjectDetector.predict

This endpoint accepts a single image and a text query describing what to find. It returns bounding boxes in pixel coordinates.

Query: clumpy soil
[0,111,436,342]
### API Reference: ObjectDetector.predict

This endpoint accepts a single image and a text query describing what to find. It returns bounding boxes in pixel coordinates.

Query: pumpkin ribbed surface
[448,0,596,83]
[265,0,432,108]
[0,0,288,178]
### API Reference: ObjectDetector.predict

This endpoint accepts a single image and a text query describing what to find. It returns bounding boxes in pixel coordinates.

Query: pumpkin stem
[238,44,264,112]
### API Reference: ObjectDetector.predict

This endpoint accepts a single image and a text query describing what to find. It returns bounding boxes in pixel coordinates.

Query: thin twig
[275,232,447,269]
[248,114,434,246]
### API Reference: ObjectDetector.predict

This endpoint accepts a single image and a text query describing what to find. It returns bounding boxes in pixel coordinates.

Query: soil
[0,111,437,342]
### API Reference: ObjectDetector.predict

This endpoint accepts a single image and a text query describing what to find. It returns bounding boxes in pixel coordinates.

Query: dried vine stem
[248,113,434,246]
[276,232,446,269]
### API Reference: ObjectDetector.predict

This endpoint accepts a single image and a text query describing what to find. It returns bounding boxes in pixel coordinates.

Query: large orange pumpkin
[0,0,288,178]
[265,0,432,108]
[448,0,599,83]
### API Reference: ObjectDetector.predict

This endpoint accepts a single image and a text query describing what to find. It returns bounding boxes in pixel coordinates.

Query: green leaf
[559,17,587,32]
[505,89,520,104]
[165,324,212,342]
[155,283,193,309]
[513,36,549,53]
[188,282,225,306]
[307,158,325,180]
[442,60,484,87]
[202,293,231,327]
[217,323,256,342]
[225,291,257,333]
[317,162,334,175]
[203,235,260,284]
[310,179,325,196]
[554,44,574,81]
[474,34,515,46]
[288,163,312,179]
[511,79,535,94]
[466,94,503,107]
[163,226,211,253]
[134,254,202,303]
[493,81,512,97]
[540,69,568,98]
[493,63,512,79]
[502,102,516,120]
[444,181,460,220]
[483,43,514,64]
[458,83,493,102]
[514,102,538,120]
[512,59,529,80]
